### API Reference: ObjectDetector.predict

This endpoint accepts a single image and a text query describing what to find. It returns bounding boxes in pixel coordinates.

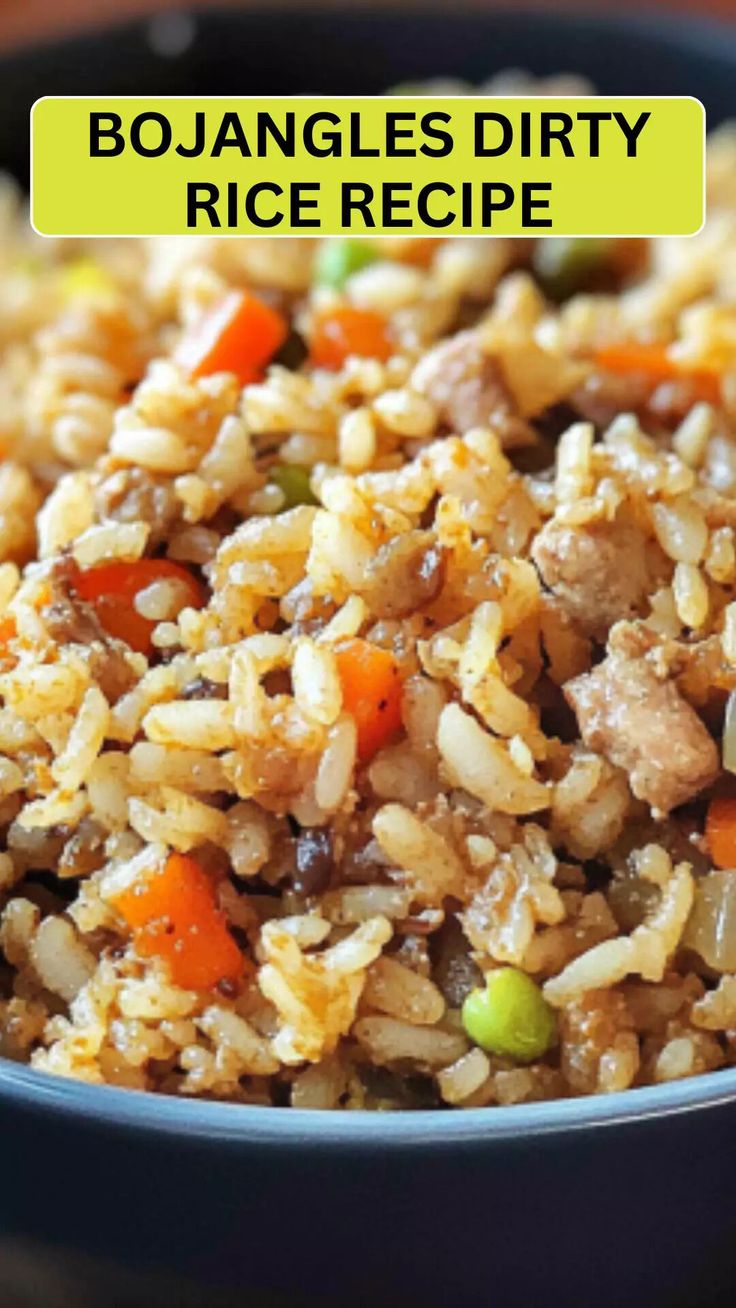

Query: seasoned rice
[2,100,736,1109]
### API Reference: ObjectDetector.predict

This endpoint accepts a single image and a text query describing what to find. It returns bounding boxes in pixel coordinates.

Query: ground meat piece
[58,818,107,880]
[411,329,527,445]
[41,558,105,648]
[7,822,68,873]
[574,366,711,431]
[280,579,336,635]
[94,467,178,550]
[431,917,483,1008]
[87,644,138,704]
[181,676,228,701]
[565,652,719,814]
[41,596,99,648]
[572,371,654,429]
[42,556,136,704]
[531,514,668,641]
[358,532,445,619]
[293,828,334,896]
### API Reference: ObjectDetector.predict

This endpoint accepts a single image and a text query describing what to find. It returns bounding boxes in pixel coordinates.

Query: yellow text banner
[31,96,704,238]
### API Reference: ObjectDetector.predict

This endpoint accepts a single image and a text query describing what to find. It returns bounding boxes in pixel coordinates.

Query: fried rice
[0,101,735,1110]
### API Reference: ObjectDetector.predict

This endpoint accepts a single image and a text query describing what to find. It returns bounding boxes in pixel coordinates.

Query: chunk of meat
[42,560,106,648]
[411,329,524,443]
[565,652,719,814]
[94,467,179,550]
[572,371,654,430]
[7,822,67,874]
[58,818,107,880]
[293,828,334,896]
[42,556,136,704]
[358,531,445,619]
[531,514,667,640]
[181,676,228,701]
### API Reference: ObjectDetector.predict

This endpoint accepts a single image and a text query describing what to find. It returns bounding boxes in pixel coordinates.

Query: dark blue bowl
[2,11,736,1307]
[2,1060,736,1308]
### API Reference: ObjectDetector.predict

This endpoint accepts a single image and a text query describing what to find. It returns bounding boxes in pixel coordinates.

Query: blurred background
[0,0,734,52]
[0,0,733,183]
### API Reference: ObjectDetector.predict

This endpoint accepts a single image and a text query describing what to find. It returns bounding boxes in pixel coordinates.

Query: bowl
[1,10,736,1307]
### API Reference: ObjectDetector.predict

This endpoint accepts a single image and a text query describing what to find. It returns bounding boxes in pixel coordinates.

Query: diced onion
[724,690,736,773]
[683,870,736,972]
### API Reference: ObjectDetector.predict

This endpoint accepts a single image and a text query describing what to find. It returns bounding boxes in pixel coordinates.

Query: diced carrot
[335,638,403,761]
[706,796,736,870]
[75,559,206,656]
[0,614,17,669]
[112,852,244,992]
[593,342,721,405]
[0,616,16,645]
[310,306,393,370]
[176,289,288,387]
[399,238,441,268]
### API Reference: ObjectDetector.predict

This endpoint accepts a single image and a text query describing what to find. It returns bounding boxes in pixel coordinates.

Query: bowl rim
[2,1057,736,1146]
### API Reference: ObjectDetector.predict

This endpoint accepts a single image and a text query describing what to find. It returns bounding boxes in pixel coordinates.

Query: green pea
[461,967,556,1063]
[533,237,613,303]
[314,239,377,291]
[269,463,318,511]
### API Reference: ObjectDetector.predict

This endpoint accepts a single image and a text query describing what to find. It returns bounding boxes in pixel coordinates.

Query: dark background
[0,0,734,53]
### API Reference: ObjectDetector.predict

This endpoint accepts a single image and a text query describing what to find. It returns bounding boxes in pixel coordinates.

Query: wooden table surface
[0,0,734,53]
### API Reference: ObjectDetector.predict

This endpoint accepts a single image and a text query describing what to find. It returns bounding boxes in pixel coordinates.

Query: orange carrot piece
[400,238,441,267]
[75,559,205,656]
[706,796,736,871]
[0,616,16,645]
[0,615,17,669]
[310,306,392,370]
[335,638,403,761]
[112,852,244,992]
[176,289,288,387]
[593,342,721,405]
